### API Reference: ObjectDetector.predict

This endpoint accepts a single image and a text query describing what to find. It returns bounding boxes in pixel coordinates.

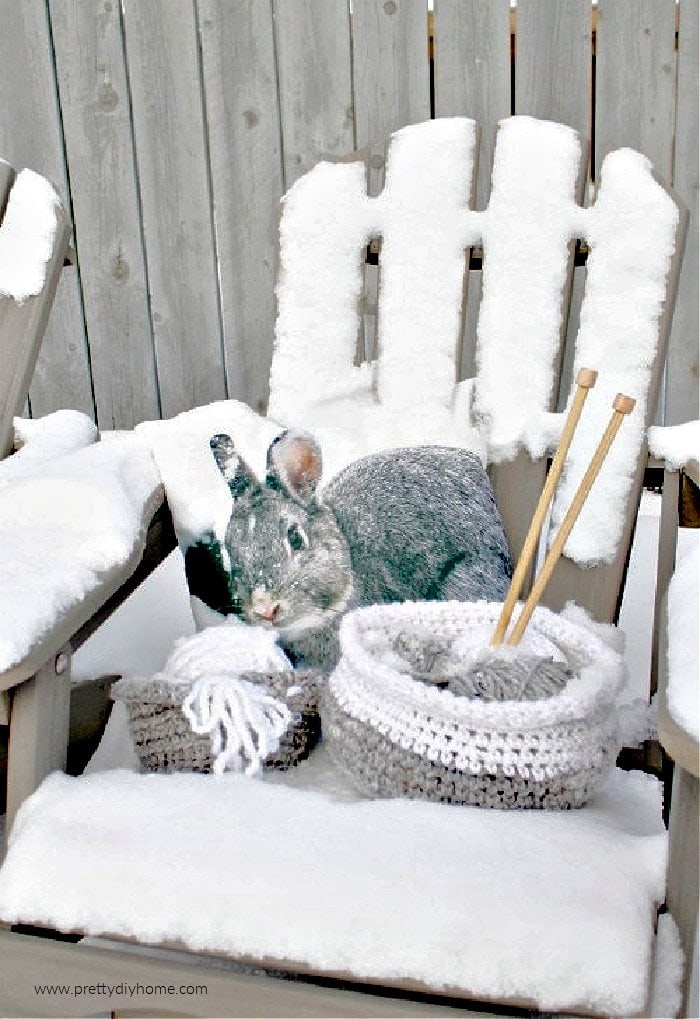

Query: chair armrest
[648,420,700,485]
[0,499,176,695]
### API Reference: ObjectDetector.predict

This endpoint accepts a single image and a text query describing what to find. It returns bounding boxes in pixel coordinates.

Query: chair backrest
[0,161,71,459]
[267,117,688,626]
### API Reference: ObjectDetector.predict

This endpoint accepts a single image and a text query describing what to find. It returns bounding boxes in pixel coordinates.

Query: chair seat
[0,748,666,1016]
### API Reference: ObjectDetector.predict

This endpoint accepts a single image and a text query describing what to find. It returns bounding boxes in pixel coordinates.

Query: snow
[1,410,97,483]
[72,550,195,684]
[549,149,679,565]
[649,913,684,1018]
[135,399,280,547]
[474,116,583,461]
[0,435,161,672]
[0,168,61,303]
[269,117,681,568]
[666,543,699,742]
[268,118,485,461]
[649,419,700,473]
[0,760,667,1017]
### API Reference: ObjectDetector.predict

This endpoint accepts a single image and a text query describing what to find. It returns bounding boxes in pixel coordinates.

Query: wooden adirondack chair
[0,159,176,822]
[0,118,694,1019]
[0,159,72,813]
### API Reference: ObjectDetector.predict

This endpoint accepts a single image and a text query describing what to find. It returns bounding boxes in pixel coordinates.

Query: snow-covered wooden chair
[0,118,693,1018]
[0,160,72,813]
[0,158,174,824]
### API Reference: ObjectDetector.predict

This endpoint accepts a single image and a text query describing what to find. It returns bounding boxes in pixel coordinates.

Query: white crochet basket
[322,601,624,809]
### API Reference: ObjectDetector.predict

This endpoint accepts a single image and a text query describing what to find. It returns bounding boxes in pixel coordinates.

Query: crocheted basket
[112,669,321,774]
[322,601,624,809]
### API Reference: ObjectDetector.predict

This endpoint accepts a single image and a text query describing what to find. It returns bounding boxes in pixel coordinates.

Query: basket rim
[112,668,321,708]
[333,599,623,731]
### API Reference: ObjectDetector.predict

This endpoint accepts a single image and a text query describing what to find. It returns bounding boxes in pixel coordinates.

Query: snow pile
[0,168,61,303]
[0,435,161,672]
[648,419,700,473]
[268,118,484,460]
[549,149,679,564]
[474,116,583,460]
[268,116,679,566]
[0,759,667,1017]
[0,410,98,483]
[666,543,699,742]
[135,400,281,548]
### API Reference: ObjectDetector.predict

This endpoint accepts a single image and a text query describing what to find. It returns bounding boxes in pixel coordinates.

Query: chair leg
[651,468,680,697]
[5,646,71,847]
[666,766,699,1017]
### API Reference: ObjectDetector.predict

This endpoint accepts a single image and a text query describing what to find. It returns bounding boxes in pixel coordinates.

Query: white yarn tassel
[182,675,292,776]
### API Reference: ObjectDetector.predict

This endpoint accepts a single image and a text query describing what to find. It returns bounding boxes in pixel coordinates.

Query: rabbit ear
[210,434,259,498]
[266,430,322,503]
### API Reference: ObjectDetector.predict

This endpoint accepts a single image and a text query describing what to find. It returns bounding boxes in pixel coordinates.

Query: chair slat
[544,179,689,622]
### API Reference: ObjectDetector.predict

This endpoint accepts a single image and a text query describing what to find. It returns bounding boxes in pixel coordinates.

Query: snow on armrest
[0,410,98,483]
[0,169,61,303]
[0,434,162,689]
[658,545,700,776]
[648,420,700,487]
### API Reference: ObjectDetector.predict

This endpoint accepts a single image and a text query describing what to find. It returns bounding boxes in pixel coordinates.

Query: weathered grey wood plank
[595,0,676,180]
[352,0,430,195]
[434,0,510,210]
[516,0,591,138]
[665,766,700,1019]
[352,0,431,361]
[198,0,284,414]
[0,160,12,213]
[0,195,72,458]
[273,0,354,189]
[5,646,71,842]
[121,0,226,417]
[0,0,94,419]
[667,0,699,425]
[0,931,500,1019]
[48,0,160,429]
[434,0,510,381]
[516,0,591,413]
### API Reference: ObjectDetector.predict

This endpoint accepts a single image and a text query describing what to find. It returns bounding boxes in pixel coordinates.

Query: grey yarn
[448,652,573,701]
[112,669,321,774]
[389,630,572,701]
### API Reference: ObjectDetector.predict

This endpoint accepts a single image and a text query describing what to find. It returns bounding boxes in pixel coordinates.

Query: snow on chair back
[269,116,687,623]
[0,161,72,458]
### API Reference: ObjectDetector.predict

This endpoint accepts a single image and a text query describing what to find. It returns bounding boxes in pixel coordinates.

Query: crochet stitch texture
[322,600,624,809]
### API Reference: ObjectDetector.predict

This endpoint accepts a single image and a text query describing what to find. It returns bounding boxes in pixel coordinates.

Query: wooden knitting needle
[506,392,636,646]
[490,367,599,647]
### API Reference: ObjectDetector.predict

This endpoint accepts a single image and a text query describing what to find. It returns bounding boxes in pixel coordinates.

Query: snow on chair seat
[0,756,667,1018]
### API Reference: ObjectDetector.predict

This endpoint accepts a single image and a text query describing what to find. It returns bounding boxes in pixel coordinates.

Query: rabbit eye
[286,522,308,552]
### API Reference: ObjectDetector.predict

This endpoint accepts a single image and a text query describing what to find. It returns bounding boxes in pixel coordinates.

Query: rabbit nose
[250,588,281,623]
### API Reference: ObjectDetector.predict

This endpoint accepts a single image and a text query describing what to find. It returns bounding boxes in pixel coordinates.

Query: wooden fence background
[0,0,696,429]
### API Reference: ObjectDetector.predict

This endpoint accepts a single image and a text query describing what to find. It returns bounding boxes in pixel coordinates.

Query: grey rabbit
[184,430,512,668]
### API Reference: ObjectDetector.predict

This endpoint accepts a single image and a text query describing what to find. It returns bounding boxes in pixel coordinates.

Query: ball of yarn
[448,648,572,701]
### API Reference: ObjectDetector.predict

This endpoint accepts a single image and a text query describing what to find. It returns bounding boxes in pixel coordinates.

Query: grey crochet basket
[322,601,624,810]
[112,669,321,774]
